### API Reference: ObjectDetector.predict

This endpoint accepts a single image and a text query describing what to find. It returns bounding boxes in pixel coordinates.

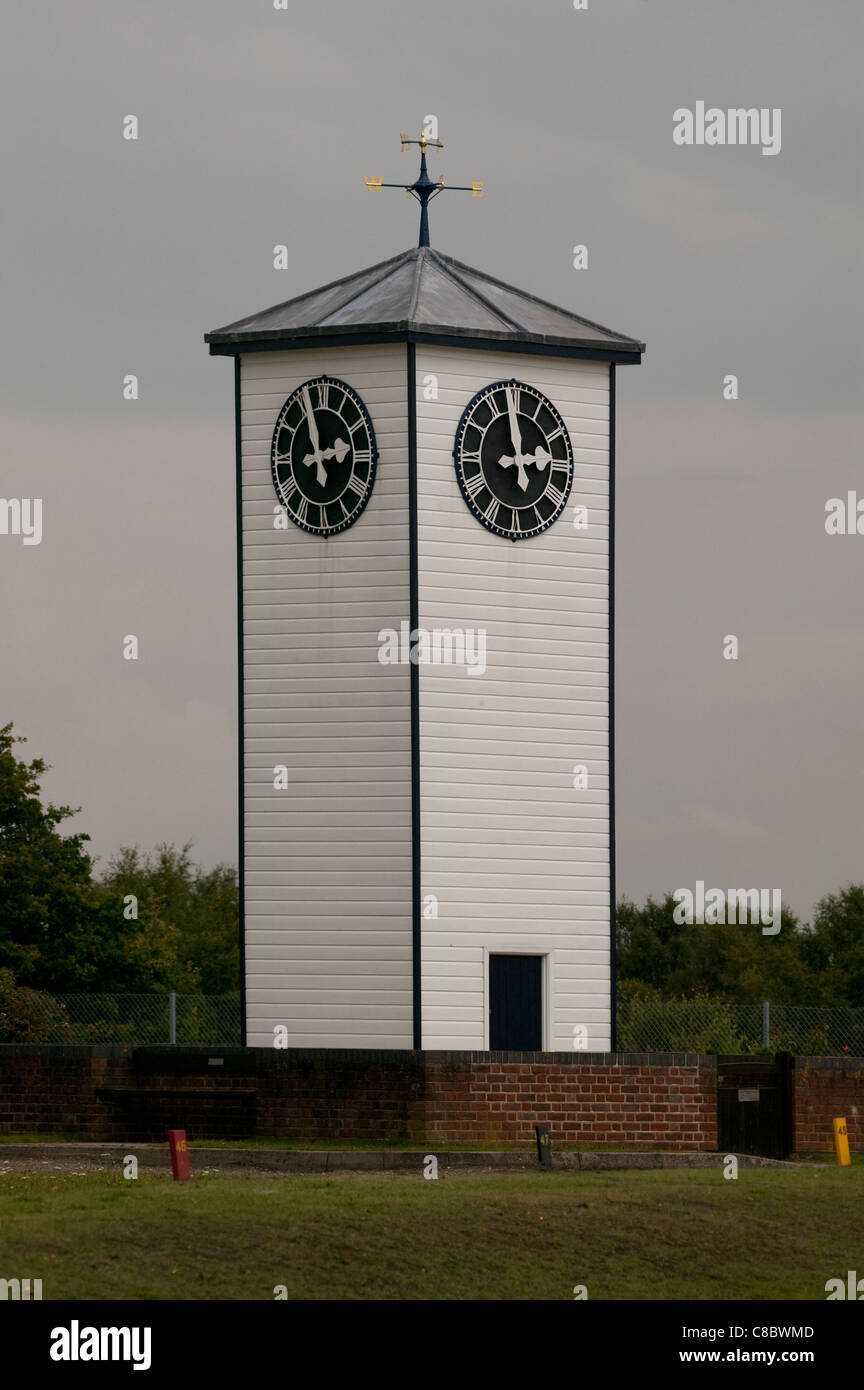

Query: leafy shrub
[0,968,74,1042]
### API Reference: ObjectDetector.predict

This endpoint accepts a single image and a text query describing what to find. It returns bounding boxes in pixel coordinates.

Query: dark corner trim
[407,342,422,1050]
[235,355,247,1047]
[609,363,617,1052]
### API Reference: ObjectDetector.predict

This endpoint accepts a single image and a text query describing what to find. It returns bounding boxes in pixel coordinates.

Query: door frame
[483,945,552,1051]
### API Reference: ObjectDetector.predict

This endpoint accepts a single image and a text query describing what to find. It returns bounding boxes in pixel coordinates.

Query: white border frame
[482,944,554,1051]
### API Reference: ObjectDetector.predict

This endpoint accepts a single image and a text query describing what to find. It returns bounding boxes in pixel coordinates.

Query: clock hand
[310,440,350,465]
[301,386,328,486]
[505,386,523,459]
[302,436,350,483]
[300,386,351,486]
[531,445,551,474]
[301,386,320,453]
[499,386,553,488]
[499,385,531,489]
[498,445,552,490]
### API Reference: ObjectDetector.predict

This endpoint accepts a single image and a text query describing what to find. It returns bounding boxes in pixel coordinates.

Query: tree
[0,724,199,993]
[798,886,864,1006]
[616,892,816,1002]
[99,844,239,993]
[0,721,96,987]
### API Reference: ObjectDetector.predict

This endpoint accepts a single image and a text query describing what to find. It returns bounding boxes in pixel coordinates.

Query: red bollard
[168,1129,191,1181]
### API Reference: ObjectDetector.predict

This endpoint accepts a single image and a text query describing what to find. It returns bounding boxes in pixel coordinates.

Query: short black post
[535,1124,552,1169]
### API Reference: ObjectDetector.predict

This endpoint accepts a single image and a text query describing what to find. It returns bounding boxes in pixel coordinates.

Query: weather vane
[364,128,484,248]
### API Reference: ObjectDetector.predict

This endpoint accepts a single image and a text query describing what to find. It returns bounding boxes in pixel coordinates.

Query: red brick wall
[424,1058,717,1150]
[793,1057,864,1153]
[0,1047,717,1148]
[4,1048,859,1151]
[0,1047,429,1143]
[0,1048,133,1138]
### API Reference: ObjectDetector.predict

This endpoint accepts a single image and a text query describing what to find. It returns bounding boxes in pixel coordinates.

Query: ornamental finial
[364,125,483,248]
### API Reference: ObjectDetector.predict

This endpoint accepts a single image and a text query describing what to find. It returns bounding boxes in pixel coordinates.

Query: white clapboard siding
[416,347,611,1051]
[240,346,413,1048]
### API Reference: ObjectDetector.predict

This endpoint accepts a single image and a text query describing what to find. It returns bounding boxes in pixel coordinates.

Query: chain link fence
[0,993,241,1045]
[1,991,862,1053]
[616,999,864,1056]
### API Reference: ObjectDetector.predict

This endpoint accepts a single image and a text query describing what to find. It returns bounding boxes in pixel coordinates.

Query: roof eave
[205,322,645,364]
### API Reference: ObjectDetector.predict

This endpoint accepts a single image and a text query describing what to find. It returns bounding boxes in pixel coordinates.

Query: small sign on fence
[168,1129,191,1181]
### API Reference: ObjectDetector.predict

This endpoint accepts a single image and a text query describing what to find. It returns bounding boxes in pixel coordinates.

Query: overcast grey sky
[1,0,862,921]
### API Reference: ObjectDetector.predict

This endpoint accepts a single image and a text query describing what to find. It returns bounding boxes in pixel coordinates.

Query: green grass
[185,1137,638,1152]
[190,1136,503,1151]
[0,1166,861,1300]
[0,1132,849,1157]
[803,1151,864,1166]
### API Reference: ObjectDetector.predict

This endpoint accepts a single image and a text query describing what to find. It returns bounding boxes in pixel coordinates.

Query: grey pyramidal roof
[205,246,644,362]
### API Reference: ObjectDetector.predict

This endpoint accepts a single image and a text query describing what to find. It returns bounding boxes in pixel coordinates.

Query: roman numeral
[546,425,564,444]
[316,382,331,410]
[352,448,372,468]
[481,497,500,527]
[345,472,367,498]
[293,496,309,525]
[545,482,566,509]
[513,505,539,533]
[464,471,485,498]
[461,449,481,467]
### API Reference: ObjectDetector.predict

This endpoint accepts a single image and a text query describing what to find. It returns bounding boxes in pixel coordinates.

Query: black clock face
[270,376,378,536]
[453,380,574,540]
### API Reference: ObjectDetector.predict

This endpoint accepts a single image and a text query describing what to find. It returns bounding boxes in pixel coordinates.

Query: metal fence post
[169,992,177,1045]
[762,1000,770,1050]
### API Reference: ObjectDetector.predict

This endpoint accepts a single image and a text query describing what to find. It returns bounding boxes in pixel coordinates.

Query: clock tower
[206,131,644,1051]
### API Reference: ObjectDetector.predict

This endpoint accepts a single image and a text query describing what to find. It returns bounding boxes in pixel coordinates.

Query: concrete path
[0,1143,806,1174]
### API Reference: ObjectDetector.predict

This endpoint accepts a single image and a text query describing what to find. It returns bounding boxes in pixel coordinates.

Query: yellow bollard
[833,1117,851,1166]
